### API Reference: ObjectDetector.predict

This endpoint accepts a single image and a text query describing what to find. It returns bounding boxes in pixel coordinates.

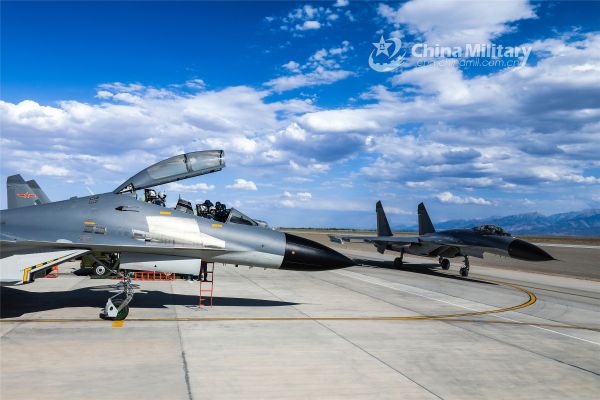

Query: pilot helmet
[204,200,213,208]
[146,189,157,199]
[158,192,166,200]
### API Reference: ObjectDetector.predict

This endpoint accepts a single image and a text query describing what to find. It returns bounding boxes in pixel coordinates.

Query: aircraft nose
[507,239,555,261]
[280,233,355,270]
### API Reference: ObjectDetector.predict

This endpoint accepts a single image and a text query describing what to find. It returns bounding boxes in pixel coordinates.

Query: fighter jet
[330,201,554,277]
[1,150,353,320]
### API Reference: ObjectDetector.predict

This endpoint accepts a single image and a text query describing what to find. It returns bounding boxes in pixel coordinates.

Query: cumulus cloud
[269,4,350,32]
[266,41,354,91]
[296,20,321,31]
[39,165,70,177]
[280,191,314,208]
[436,191,492,205]
[226,178,258,191]
[378,0,536,45]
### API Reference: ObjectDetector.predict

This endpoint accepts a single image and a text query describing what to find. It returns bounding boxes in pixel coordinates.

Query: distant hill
[395,209,600,236]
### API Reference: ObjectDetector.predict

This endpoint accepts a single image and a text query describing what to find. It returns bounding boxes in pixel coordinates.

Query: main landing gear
[459,256,470,277]
[394,249,405,267]
[438,257,450,270]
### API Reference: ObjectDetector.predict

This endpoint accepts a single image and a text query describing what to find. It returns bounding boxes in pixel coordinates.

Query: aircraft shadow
[0,285,298,319]
[351,258,495,286]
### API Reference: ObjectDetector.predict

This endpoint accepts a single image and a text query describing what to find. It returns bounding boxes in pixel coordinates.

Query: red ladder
[199,262,215,307]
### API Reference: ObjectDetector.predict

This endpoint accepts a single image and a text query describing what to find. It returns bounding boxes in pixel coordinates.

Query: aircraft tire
[393,257,403,267]
[93,263,109,277]
[459,267,469,277]
[441,259,450,270]
[111,299,129,321]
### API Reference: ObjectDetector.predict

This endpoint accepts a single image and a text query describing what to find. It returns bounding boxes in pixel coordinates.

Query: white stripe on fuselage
[146,216,225,249]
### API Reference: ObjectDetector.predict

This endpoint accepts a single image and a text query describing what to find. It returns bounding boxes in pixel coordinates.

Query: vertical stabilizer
[26,180,51,204]
[418,202,435,235]
[7,175,40,208]
[376,201,393,237]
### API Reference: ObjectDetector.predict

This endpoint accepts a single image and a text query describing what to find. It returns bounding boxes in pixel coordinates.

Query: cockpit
[195,199,267,227]
[472,224,511,236]
[114,150,268,228]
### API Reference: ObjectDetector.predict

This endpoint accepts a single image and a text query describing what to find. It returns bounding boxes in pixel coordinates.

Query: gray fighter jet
[0,150,353,320]
[330,201,553,277]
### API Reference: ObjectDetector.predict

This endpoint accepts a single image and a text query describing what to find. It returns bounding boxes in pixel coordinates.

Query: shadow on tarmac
[0,285,298,319]
[351,258,496,286]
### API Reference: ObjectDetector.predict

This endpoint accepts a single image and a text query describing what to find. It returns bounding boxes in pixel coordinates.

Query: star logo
[372,36,392,57]
[17,192,37,199]
[368,34,406,73]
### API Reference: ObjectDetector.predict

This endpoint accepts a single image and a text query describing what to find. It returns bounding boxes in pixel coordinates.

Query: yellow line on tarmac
[7,278,598,332]
[0,279,537,323]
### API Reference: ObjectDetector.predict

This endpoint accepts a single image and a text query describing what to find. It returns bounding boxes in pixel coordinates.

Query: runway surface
[1,240,600,399]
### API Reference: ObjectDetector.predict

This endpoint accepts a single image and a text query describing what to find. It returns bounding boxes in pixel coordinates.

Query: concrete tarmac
[1,242,600,399]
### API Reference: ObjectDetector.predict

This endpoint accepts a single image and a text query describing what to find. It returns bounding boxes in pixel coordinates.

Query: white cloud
[266,69,352,92]
[296,192,312,200]
[183,79,206,90]
[268,3,350,33]
[378,0,536,45]
[226,178,258,191]
[167,182,215,192]
[266,41,354,92]
[285,177,313,183]
[334,0,349,7]
[436,191,491,205]
[283,61,301,73]
[279,191,313,207]
[296,20,321,31]
[39,165,70,177]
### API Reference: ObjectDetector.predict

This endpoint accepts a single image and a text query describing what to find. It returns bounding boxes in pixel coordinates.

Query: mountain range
[395,209,600,236]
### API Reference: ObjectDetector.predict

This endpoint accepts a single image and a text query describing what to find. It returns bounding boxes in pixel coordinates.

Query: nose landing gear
[100,273,134,321]
[393,249,405,267]
[459,256,470,277]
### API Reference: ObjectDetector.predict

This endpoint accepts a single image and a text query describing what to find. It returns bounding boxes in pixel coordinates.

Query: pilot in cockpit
[156,192,167,207]
[144,189,167,207]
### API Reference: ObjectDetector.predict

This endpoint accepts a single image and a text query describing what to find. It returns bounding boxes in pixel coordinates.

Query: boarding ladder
[199,262,215,307]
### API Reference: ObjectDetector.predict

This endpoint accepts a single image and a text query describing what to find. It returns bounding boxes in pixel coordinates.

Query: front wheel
[459,267,469,277]
[110,299,129,320]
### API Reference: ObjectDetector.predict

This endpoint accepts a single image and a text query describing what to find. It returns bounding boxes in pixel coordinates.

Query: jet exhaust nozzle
[507,239,555,261]
[280,233,355,270]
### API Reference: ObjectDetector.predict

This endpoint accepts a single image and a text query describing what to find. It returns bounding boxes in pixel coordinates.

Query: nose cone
[508,238,555,261]
[280,233,355,270]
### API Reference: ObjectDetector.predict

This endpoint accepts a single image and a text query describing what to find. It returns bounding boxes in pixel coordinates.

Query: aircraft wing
[329,234,419,245]
[0,237,228,285]
[0,246,90,285]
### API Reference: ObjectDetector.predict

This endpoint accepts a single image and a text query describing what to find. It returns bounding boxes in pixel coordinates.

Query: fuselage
[387,229,553,261]
[0,192,353,271]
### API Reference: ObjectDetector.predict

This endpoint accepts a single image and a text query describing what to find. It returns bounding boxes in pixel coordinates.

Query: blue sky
[1,1,599,228]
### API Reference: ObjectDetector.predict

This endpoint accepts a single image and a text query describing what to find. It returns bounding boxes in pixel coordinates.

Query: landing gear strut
[394,249,404,267]
[459,256,470,277]
[100,272,134,320]
[91,254,134,321]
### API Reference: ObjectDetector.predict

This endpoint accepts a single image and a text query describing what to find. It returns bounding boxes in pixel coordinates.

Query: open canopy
[114,150,225,193]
